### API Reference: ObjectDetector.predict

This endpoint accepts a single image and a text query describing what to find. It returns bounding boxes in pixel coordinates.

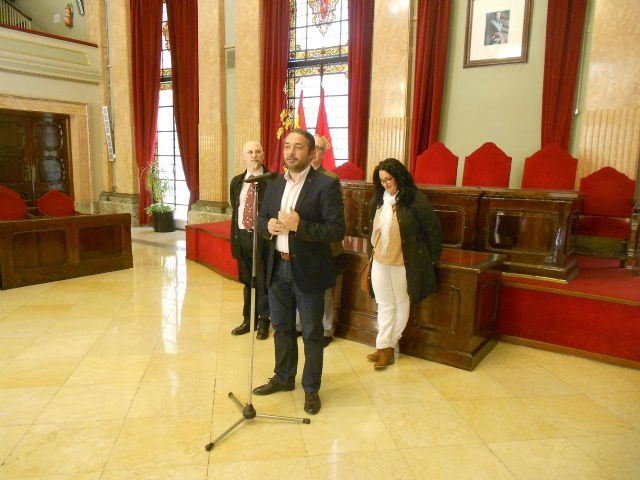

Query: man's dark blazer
[258,167,345,293]
[229,167,271,259]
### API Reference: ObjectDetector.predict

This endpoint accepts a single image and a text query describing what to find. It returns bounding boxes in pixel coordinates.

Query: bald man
[229,141,272,339]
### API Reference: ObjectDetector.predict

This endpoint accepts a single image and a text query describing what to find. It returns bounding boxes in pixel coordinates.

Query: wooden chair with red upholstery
[36,190,76,217]
[462,142,512,188]
[576,166,636,267]
[0,189,27,220]
[332,162,364,181]
[413,142,459,185]
[521,143,578,190]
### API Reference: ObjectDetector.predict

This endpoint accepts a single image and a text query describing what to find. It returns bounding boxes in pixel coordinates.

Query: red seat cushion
[37,190,75,217]
[332,162,364,180]
[577,216,631,239]
[0,191,27,220]
[414,142,458,185]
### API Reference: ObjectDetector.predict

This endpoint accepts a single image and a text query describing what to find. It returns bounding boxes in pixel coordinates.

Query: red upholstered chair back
[0,191,27,220]
[521,143,578,190]
[462,142,511,188]
[332,162,364,181]
[413,142,458,185]
[0,185,21,199]
[579,167,635,218]
[37,190,76,217]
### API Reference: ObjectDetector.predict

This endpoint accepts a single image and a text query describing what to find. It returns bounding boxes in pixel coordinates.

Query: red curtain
[166,0,199,208]
[409,0,451,175]
[261,0,290,173]
[541,0,587,148]
[130,0,163,223]
[347,0,375,177]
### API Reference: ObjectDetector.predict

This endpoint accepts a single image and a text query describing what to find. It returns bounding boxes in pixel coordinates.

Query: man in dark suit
[229,140,271,339]
[253,129,345,415]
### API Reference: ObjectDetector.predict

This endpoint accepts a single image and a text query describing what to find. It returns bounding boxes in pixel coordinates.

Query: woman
[367,158,442,369]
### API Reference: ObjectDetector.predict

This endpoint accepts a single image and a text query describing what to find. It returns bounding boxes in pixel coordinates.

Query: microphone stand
[205,175,309,451]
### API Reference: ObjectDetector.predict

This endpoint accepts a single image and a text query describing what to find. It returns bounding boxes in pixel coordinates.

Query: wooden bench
[0,213,133,289]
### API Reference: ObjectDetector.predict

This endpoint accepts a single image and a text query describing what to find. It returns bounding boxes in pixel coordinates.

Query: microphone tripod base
[204,391,310,451]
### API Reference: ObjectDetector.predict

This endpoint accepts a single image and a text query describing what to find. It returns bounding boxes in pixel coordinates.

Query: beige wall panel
[366,0,411,175]
[199,0,226,202]
[577,108,640,180]
[108,0,136,195]
[233,121,261,175]
[234,0,261,163]
[578,0,640,180]
[199,122,226,201]
[584,0,640,111]
[366,117,407,180]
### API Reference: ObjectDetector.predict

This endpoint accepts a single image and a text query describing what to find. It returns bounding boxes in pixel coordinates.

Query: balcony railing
[0,0,31,30]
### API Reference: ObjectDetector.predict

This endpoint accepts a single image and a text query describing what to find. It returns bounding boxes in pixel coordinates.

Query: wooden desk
[340,182,580,281]
[335,239,504,370]
[477,188,580,280]
[0,214,133,289]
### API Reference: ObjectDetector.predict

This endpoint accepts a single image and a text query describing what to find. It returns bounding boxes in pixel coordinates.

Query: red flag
[314,87,336,170]
[295,90,307,129]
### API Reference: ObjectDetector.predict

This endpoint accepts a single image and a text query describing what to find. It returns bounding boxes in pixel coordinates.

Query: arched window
[288,0,348,166]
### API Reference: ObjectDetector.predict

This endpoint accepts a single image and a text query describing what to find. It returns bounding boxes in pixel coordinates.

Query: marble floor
[1,227,639,479]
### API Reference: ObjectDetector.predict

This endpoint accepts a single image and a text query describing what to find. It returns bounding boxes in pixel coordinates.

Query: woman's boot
[374,347,395,369]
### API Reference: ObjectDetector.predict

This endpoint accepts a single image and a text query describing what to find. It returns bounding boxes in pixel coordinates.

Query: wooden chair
[332,162,364,181]
[37,190,76,217]
[576,166,636,267]
[462,142,511,188]
[521,143,578,190]
[413,142,458,185]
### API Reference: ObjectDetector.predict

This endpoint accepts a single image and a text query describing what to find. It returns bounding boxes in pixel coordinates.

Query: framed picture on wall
[464,0,532,67]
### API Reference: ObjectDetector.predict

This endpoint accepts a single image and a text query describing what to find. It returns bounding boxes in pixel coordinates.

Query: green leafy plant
[141,159,174,215]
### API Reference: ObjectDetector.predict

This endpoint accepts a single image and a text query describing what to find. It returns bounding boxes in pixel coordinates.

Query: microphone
[244,171,277,183]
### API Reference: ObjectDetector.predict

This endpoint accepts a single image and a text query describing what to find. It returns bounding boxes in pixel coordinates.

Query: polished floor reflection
[0,228,639,479]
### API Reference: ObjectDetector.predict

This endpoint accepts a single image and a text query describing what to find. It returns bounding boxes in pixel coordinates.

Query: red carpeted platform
[498,256,640,363]
[186,221,238,281]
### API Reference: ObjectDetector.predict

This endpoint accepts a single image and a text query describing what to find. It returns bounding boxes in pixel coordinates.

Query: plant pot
[152,210,175,232]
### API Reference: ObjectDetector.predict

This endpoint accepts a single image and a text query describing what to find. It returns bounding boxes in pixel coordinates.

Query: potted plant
[142,159,175,232]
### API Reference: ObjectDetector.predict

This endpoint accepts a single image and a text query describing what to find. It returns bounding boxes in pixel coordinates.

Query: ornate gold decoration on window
[162,21,170,49]
[309,0,339,36]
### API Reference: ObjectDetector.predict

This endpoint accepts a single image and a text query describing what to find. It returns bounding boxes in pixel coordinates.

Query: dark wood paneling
[335,245,504,370]
[0,214,133,289]
[339,182,581,280]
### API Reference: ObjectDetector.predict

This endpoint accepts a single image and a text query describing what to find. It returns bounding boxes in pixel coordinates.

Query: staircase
[0,0,31,29]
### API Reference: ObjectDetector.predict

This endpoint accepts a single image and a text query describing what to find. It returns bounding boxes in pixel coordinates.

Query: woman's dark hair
[372,158,417,207]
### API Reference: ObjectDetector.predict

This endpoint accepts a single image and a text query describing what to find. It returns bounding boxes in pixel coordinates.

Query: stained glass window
[155,2,189,224]
[288,0,349,165]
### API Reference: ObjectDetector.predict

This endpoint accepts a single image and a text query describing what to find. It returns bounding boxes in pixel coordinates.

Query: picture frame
[464,0,532,68]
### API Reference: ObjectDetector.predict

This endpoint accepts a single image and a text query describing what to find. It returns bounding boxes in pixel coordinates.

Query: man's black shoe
[252,378,295,395]
[231,322,250,336]
[323,336,333,347]
[304,392,321,415]
[256,319,269,340]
